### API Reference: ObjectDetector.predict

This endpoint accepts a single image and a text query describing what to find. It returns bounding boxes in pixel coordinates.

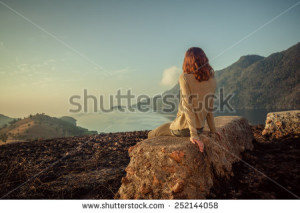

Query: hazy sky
[0,0,299,117]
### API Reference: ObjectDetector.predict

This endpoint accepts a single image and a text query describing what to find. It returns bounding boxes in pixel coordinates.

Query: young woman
[148,47,221,153]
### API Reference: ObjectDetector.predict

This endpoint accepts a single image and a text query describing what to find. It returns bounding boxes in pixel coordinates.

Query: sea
[71,109,291,133]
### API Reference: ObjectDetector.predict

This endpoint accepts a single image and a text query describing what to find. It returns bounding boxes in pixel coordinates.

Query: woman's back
[169,72,217,138]
[148,47,218,146]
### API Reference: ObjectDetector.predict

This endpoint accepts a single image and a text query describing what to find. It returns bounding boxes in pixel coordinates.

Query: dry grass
[1,126,299,199]
[0,131,148,199]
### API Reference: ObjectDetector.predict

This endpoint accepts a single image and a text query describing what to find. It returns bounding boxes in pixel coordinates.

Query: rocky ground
[208,125,299,199]
[0,125,299,199]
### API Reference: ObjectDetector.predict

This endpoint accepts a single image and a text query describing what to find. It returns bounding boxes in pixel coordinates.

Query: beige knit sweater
[169,73,217,140]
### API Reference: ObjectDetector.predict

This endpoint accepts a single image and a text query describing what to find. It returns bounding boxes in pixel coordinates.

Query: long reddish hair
[182,47,214,81]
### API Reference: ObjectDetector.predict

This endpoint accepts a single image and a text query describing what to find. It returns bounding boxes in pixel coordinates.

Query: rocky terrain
[208,124,299,199]
[0,125,299,199]
[115,116,254,199]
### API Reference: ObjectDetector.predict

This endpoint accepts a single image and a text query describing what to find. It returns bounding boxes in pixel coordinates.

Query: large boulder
[262,110,300,139]
[114,116,254,199]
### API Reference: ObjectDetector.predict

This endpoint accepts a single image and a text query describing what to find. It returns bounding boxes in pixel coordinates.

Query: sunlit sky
[0,0,299,118]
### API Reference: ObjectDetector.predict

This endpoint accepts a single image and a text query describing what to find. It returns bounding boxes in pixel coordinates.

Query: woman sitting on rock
[148,47,221,153]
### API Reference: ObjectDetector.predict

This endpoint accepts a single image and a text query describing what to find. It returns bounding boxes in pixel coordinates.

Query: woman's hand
[190,137,204,153]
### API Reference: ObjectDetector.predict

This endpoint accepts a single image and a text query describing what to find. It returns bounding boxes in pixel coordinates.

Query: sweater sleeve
[206,96,217,133]
[179,75,199,140]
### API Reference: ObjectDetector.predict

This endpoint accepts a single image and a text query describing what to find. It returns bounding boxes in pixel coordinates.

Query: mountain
[157,42,300,112]
[59,116,77,126]
[154,83,180,114]
[215,42,300,109]
[0,113,97,144]
[0,114,16,128]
